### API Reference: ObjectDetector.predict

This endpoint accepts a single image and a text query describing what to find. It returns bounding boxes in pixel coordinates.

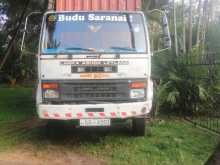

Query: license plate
[80,119,111,127]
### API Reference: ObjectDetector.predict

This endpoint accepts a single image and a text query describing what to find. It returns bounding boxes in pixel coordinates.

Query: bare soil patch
[0,119,105,165]
[0,144,104,165]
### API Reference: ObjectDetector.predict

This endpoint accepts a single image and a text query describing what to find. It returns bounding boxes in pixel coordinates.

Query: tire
[132,117,145,136]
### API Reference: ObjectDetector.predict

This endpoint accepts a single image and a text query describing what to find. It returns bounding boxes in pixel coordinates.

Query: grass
[0,87,35,121]
[81,120,219,165]
[0,87,219,165]
[0,87,35,149]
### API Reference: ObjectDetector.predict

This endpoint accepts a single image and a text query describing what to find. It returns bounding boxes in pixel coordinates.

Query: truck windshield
[42,12,147,54]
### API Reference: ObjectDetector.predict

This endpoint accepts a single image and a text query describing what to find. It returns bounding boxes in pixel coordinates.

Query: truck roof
[56,0,142,12]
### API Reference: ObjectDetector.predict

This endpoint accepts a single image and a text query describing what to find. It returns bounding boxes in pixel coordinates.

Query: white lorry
[22,0,171,136]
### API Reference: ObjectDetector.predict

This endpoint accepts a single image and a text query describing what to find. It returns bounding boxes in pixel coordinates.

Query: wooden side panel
[56,0,65,11]
[135,0,141,10]
[127,0,135,11]
[92,0,100,11]
[83,0,92,10]
[101,0,109,10]
[65,0,74,11]
[118,0,126,11]
[56,0,142,11]
[110,0,118,10]
[74,0,82,10]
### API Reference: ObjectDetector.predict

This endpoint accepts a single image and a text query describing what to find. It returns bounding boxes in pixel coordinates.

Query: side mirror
[161,14,171,49]
[21,12,42,52]
[148,9,172,53]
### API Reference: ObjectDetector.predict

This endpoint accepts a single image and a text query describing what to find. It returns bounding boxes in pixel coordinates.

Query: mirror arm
[148,9,172,54]
[148,9,167,16]
[153,48,170,54]
[21,11,42,52]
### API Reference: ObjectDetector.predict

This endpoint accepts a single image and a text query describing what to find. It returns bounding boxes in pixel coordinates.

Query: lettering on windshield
[57,14,129,22]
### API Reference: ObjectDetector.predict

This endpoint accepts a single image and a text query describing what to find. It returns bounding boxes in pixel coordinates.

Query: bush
[152,54,215,116]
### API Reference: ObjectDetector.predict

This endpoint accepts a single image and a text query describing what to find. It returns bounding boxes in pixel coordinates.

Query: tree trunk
[144,0,151,12]
[48,0,55,10]
[201,0,209,57]
[182,0,186,54]
[188,0,193,52]
[196,0,202,46]
[173,0,178,56]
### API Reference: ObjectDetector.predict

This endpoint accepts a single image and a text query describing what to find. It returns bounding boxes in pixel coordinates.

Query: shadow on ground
[206,143,220,165]
[41,120,132,144]
[2,118,134,148]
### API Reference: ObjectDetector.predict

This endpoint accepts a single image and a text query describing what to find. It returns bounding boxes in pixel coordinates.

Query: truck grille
[59,80,130,102]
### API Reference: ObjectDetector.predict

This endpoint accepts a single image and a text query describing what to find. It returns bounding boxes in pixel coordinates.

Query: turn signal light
[129,82,145,89]
[42,83,58,89]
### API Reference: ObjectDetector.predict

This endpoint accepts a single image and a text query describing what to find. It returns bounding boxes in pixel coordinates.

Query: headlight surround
[77,67,86,73]
[130,89,145,99]
[104,66,113,72]
[44,89,59,99]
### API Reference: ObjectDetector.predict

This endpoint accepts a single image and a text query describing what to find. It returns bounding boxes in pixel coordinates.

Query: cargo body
[35,0,153,136]
[56,0,142,11]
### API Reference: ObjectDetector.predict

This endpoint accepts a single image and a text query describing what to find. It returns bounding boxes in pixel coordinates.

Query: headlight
[78,67,86,73]
[130,89,145,99]
[104,66,113,72]
[44,89,59,99]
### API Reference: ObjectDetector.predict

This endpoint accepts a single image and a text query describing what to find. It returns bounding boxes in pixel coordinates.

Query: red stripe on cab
[65,113,72,118]
[88,112,94,117]
[77,113,83,119]
[99,112,105,117]
[121,112,127,117]
[43,112,49,118]
[54,113,60,118]
[110,112,116,117]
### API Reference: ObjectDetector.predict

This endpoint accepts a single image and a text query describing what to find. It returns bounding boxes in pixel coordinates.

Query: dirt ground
[0,144,103,165]
[0,119,106,165]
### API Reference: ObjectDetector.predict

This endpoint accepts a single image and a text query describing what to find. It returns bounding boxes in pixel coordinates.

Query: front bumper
[37,101,152,120]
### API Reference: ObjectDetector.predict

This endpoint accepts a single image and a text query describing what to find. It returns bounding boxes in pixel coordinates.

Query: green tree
[0,0,47,84]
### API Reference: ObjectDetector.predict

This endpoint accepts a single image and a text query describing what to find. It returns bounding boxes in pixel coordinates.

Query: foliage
[206,22,220,55]
[0,0,46,85]
[151,0,220,117]
[152,54,215,116]
[0,87,34,121]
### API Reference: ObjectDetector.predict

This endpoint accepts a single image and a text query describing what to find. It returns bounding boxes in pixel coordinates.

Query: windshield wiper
[43,47,97,55]
[65,47,97,52]
[110,46,136,52]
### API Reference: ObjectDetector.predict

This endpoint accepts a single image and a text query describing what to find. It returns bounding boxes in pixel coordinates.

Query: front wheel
[132,118,145,136]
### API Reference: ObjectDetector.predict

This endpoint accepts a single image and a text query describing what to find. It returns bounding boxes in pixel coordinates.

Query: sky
[0,14,7,30]
[0,2,7,30]
[0,14,7,24]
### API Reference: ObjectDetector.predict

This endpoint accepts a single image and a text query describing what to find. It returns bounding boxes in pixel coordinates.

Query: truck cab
[22,0,170,136]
